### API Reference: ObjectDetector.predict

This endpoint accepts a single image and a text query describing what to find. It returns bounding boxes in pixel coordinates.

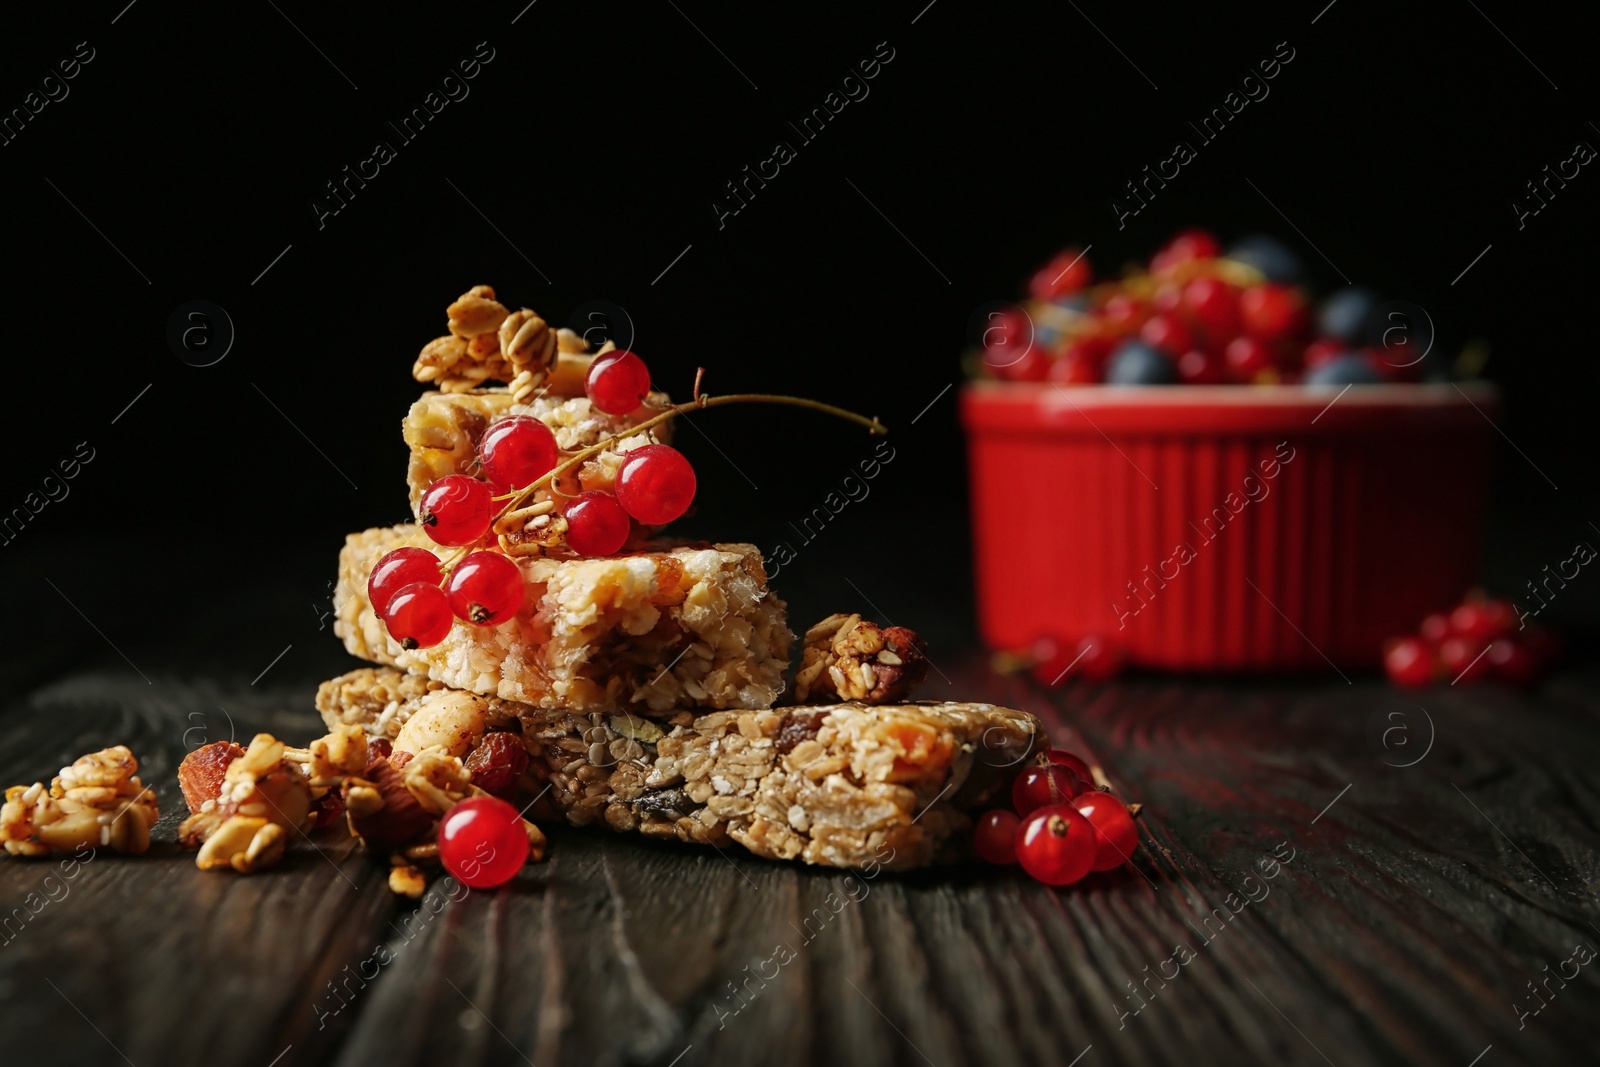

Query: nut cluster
[0,746,159,856]
[170,701,542,892]
[793,614,930,704]
[178,733,318,874]
[413,285,568,399]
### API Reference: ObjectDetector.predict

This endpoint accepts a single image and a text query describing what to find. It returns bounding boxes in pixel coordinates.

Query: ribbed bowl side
[963,385,1495,672]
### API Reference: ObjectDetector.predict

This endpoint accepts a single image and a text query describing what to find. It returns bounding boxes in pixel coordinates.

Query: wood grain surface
[2,655,1598,1067]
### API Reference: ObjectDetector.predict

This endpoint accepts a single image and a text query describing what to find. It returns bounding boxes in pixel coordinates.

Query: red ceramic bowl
[962,382,1499,672]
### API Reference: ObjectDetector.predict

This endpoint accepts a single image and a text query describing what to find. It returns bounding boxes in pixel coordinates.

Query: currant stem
[493,392,886,516]
[452,391,885,578]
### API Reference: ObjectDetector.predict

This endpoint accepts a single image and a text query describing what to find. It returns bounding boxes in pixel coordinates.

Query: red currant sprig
[973,748,1143,887]
[484,372,884,556]
[389,363,885,651]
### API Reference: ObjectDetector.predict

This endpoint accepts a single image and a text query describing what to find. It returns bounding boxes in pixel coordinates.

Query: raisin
[464,731,530,801]
[632,787,699,821]
[774,710,827,755]
[309,789,346,829]
[369,737,394,764]
[177,740,245,813]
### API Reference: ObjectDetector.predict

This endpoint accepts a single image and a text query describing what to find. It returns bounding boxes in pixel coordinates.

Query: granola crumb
[1,746,159,856]
[793,614,930,704]
[389,863,428,898]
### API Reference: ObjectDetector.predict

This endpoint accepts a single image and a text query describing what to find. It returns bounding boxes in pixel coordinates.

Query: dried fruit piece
[178,733,314,873]
[463,732,530,801]
[178,740,245,812]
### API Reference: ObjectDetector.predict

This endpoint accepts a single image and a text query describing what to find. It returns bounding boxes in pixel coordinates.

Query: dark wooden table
[3,647,1599,1067]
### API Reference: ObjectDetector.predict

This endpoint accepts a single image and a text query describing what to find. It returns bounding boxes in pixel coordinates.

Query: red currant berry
[1015,804,1097,886]
[437,795,530,889]
[1012,764,1088,816]
[1419,612,1452,645]
[1100,294,1147,336]
[1077,635,1124,682]
[1383,636,1435,688]
[1150,229,1221,274]
[1169,227,1221,260]
[585,351,653,416]
[1182,276,1240,340]
[565,491,632,555]
[1028,636,1065,686]
[1370,339,1423,382]
[1061,335,1112,369]
[1439,636,1488,684]
[1048,348,1101,384]
[1044,750,1092,782]
[1152,281,1185,315]
[973,809,1021,865]
[479,416,560,495]
[382,581,454,649]
[616,444,696,525]
[1029,247,1091,300]
[1485,638,1539,686]
[1303,338,1346,371]
[1139,313,1194,357]
[1225,336,1276,380]
[419,475,494,547]
[1071,792,1139,872]
[986,344,1049,382]
[368,547,442,616]
[1178,348,1228,384]
[979,305,1034,357]
[1450,599,1515,642]
[1239,283,1305,341]
[446,551,524,625]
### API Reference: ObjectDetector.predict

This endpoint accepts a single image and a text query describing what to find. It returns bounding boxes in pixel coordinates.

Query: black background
[3,0,1597,685]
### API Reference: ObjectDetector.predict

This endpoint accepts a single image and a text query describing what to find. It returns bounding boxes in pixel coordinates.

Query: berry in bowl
[962,230,1498,673]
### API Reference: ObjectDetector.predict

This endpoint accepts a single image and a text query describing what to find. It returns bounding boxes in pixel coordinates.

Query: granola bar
[334,526,792,714]
[317,668,1047,871]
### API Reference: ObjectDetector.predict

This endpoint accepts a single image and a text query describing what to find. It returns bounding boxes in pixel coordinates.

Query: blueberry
[1226,234,1303,284]
[1302,353,1385,386]
[1105,340,1179,385]
[1318,287,1380,344]
[1051,294,1092,314]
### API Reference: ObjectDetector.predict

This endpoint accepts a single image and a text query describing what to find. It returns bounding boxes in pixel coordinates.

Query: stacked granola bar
[316,285,1046,870]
